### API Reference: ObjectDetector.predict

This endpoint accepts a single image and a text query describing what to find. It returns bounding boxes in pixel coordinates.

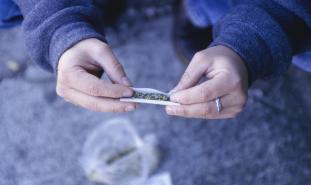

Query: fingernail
[123,89,133,97]
[125,105,135,112]
[170,94,178,102]
[166,106,174,114]
[122,77,132,86]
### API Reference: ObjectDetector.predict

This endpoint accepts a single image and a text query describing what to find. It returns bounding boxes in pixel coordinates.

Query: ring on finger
[215,97,222,113]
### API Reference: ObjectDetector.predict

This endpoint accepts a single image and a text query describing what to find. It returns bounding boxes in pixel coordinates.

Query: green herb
[133,91,170,101]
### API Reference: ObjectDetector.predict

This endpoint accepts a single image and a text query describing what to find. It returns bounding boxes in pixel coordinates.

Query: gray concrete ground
[1,17,311,185]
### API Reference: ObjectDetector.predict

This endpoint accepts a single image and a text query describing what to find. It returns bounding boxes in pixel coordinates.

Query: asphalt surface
[1,17,311,185]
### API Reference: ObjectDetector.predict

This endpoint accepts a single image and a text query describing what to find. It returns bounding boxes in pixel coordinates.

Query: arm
[167,0,311,119]
[13,0,106,72]
[210,0,311,83]
[14,0,137,112]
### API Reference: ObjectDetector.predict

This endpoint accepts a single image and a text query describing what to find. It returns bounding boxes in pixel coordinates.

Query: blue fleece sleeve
[13,0,106,73]
[210,0,311,83]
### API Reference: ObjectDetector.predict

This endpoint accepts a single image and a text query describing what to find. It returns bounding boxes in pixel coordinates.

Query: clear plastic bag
[80,118,160,185]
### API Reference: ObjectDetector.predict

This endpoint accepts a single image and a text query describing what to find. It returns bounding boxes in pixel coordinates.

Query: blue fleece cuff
[211,4,292,83]
[50,22,106,73]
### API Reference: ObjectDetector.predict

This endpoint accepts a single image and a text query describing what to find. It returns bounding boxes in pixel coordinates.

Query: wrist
[51,23,106,74]
[209,45,249,88]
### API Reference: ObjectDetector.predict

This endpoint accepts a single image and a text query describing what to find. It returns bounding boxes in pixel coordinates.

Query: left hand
[56,39,137,113]
[166,45,248,119]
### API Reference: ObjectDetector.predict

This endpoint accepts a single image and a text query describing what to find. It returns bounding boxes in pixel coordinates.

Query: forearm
[210,0,311,83]
[13,0,106,72]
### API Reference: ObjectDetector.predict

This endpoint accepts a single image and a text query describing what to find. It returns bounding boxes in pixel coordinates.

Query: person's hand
[56,38,137,112]
[166,45,248,119]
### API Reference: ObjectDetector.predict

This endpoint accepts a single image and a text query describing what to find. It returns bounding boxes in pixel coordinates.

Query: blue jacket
[210,0,311,82]
[8,0,311,83]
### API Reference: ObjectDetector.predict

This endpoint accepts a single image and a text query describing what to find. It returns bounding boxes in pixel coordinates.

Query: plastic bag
[80,118,160,185]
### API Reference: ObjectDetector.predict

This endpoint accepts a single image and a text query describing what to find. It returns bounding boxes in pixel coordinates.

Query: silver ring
[215,97,222,113]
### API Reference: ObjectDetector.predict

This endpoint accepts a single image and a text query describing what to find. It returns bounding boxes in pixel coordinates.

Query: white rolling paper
[120,88,180,106]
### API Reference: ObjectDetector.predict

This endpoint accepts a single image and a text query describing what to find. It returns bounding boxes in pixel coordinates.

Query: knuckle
[183,109,190,117]
[199,87,209,101]
[193,51,205,61]
[180,95,190,104]
[177,107,187,116]
[58,72,70,85]
[202,105,212,118]
[227,72,241,89]
[112,62,124,74]
[56,85,65,97]
[232,79,247,94]
[88,85,101,96]
[102,88,115,97]
[182,71,191,82]
[93,44,108,56]
[88,101,101,112]
[231,77,242,90]
[171,94,180,103]
[179,71,192,88]
[111,105,122,113]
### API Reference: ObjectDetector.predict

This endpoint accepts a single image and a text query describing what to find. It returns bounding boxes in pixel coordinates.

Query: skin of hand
[56,38,137,112]
[166,45,248,119]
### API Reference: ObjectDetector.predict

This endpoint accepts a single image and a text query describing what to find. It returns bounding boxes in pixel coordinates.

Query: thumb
[173,54,208,91]
[92,43,132,86]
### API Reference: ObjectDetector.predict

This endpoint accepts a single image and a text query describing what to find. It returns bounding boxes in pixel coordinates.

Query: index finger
[62,68,133,98]
[93,44,132,86]
[173,52,211,91]
[170,75,230,104]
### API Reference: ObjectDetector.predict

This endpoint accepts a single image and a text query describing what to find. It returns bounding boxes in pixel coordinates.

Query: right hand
[56,38,137,112]
[166,45,248,119]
